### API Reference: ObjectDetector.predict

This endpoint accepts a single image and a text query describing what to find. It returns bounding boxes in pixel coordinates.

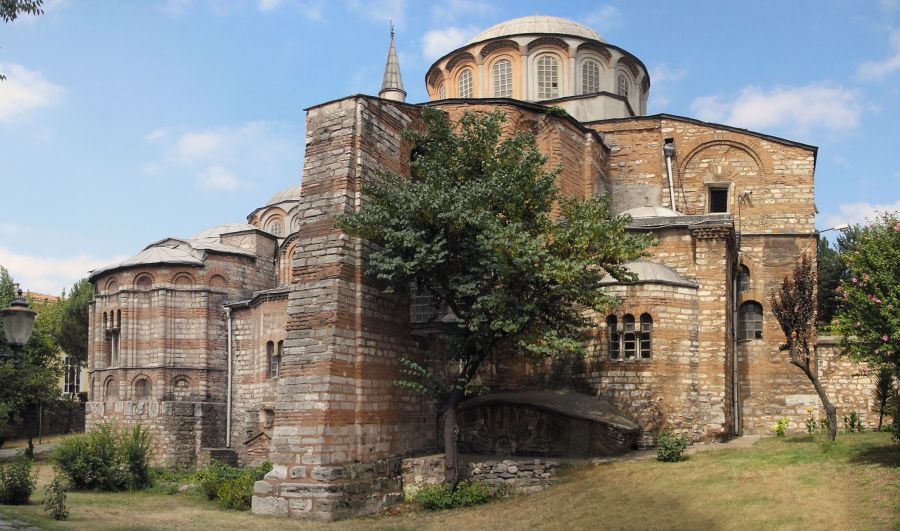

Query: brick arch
[446,51,476,72]
[479,39,519,59]
[678,135,774,177]
[576,42,611,64]
[526,36,569,52]
[105,277,119,293]
[133,272,154,290]
[171,272,195,288]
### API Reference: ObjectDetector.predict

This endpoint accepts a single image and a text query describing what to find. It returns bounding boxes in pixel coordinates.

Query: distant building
[26,291,86,398]
[85,16,876,520]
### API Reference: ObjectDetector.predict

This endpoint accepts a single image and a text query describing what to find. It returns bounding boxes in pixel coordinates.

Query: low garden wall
[401,453,560,496]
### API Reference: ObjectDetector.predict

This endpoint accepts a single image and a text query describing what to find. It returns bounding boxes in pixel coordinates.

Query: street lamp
[1,288,37,364]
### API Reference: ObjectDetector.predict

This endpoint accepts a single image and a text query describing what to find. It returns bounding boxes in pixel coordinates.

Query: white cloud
[197,165,245,190]
[858,29,900,80]
[0,63,64,122]
[821,200,900,230]
[0,224,22,236]
[430,0,493,22]
[422,26,479,60]
[690,84,861,134]
[143,121,303,192]
[647,63,687,111]
[158,0,192,16]
[0,248,125,295]
[258,0,284,11]
[584,5,623,33]
[346,0,405,26]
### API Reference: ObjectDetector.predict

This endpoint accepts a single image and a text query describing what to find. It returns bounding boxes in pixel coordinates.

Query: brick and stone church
[85,16,876,520]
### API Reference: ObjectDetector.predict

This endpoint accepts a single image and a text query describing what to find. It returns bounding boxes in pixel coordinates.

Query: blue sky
[1,0,899,293]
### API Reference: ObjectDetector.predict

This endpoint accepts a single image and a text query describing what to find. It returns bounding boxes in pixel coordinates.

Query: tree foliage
[816,238,844,324]
[0,265,63,451]
[54,278,92,365]
[770,254,837,440]
[338,108,651,482]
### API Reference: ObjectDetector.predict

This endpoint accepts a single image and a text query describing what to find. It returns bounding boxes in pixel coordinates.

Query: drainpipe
[224,306,233,448]
[663,139,677,211]
[732,270,741,436]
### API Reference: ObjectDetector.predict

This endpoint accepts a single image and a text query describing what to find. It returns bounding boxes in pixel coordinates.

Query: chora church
[85,16,878,520]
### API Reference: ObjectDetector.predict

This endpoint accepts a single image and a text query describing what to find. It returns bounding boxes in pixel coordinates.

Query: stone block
[252,496,288,516]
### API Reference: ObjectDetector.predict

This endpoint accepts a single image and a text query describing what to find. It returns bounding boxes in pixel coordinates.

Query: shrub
[773,417,790,437]
[195,460,272,511]
[53,422,154,491]
[43,473,69,520]
[805,409,817,434]
[0,456,37,505]
[120,425,153,490]
[842,411,865,433]
[411,481,493,511]
[656,430,689,462]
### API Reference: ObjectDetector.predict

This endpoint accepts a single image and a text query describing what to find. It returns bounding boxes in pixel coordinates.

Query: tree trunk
[442,389,463,488]
[791,358,837,441]
[878,408,884,432]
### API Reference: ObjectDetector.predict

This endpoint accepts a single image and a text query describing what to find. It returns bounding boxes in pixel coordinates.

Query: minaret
[379,22,406,103]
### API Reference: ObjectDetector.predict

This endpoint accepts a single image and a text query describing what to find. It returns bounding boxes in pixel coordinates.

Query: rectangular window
[623,318,636,359]
[64,355,81,395]
[110,332,120,367]
[709,187,729,213]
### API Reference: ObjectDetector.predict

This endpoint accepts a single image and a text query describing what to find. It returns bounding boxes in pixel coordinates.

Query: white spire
[379,21,406,102]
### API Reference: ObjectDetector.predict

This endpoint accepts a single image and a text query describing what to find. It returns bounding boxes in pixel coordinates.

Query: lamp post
[1,288,37,365]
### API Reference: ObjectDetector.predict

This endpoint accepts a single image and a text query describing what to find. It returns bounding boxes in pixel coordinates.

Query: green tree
[54,278,92,366]
[0,267,63,453]
[338,109,651,484]
[0,0,43,80]
[833,212,900,439]
[770,254,837,441]
[872,367,896,432]
[816,238,844,325]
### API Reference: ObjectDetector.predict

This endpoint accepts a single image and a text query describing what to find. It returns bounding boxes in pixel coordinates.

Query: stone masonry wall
[253,96,435,521]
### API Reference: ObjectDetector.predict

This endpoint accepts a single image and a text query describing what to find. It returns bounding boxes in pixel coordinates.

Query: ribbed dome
[265,184,302,206]
[600,261,698,288]
[621,206,682,219]
[469,16,604,44]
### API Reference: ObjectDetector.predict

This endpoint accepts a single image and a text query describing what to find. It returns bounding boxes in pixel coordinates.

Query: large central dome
[468,15,604,44]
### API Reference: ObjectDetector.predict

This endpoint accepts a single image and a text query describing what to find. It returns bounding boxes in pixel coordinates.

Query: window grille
[623,314,636,358]
[738,301,763,340]
[458,69,473,98]
[617,72,629,98]
[64,355,81,395]
[537,55,559,99]
[607,315,619,359]
[640,314,652,359]
[582,60,600,94]
[739,265,751,293]
[493,59,512,98]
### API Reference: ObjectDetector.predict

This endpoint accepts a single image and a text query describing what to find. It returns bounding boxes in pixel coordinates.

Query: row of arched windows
[103,376,192,401]
[99,272,227,294]
[103,309,121,368]
[606,314,652,359]
[434,56,644,102]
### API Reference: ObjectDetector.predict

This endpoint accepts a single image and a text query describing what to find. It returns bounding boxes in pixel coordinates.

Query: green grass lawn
[1,432,897,530]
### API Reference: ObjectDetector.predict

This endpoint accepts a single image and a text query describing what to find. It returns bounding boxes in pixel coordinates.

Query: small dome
[266,184,302,206]
[600,260,698,288]
[192,223,259,242]
[621,206,682,219]
[469,16,604,44]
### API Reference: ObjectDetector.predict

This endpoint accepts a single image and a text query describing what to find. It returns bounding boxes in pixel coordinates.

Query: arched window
[457,69,473,98]
[582,59,601,94]
[493,59,512,98]
[739,301,764,340]
[267,220,283,237]
[739,265,751,293]
[640,314,652,358]
[438,83,446,99]
[536,55,559,99]
[617,72,629,98]
[606,315,619,359]
[173,377,190,401]
[105,379,118,401]
[623,314,636,358]
[134,378,150,400]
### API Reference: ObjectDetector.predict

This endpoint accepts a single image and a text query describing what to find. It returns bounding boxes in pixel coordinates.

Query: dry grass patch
[0,433,896,530]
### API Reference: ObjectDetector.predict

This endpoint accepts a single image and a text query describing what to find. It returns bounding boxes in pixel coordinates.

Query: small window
[607,315,619,359]
[110,331,120,367]
[709,187,729,213]
[623,314,636,358]
[739,301,763,340]
[267,341,281,378]
[457,69,472,98]
[537,55,559,99]
[493,59,512,98]
[617,72,629,98]
[267,220,283,237]
[639,314,652,359]
[582,59,600,94]
[438,82,446,99]
[105,379,118,401]
[739,265,750,293]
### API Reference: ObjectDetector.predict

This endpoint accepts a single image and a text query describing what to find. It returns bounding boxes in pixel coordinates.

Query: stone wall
[817,336,885,430]
[400,453,559,496]
[254,96,436,521]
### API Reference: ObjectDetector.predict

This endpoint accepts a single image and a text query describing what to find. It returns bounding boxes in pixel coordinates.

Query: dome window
[493,59,512,98]
[582,59,601,94]
[438,83,446,99]
[267,219,283,237]
[537,55,559,99]
[617,72,629,98]
[458,69,473,98]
